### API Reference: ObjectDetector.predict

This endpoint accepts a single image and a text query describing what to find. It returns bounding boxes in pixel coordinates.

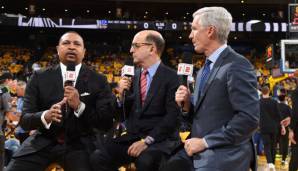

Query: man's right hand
[44,98,67,124]
[116,76,132,100]
[175,85,191,112]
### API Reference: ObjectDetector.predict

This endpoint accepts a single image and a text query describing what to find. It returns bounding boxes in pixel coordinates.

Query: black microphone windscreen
[182,52,193,64]
[66,62,76,71]
[124,58,134,66]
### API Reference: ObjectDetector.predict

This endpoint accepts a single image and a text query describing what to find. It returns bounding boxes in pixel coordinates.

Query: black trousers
[90,138,166,171]
[289,145,298,171]
[278,133,289,161]
[5,142,92,171]
[0,134,5,171]
[261,133,277,164]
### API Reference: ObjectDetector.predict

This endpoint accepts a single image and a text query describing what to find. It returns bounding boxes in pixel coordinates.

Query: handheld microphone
[177,52,193,86]
[121,58,134,94]
[120,58,134,122]
[121,58,134,78]
[65,62,76,87]
[64,62,76,115]
[177,52,193,110]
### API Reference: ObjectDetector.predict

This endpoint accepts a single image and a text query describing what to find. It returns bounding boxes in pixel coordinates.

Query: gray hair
[193,7,232,44]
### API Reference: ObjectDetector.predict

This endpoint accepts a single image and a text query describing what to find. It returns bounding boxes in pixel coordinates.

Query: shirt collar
[207,44,227,64]
[144,60,161,78]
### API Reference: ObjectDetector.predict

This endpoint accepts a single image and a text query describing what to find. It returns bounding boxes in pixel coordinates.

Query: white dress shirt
[41,62,86,129]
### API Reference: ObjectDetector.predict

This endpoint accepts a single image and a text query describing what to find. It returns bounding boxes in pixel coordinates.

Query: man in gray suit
[163,7,260,171]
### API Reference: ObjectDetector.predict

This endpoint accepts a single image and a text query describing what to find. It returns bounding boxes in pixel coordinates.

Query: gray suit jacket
[189,46,259,171]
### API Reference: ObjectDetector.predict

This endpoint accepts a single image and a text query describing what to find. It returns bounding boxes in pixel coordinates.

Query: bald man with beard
[90,30,181,171]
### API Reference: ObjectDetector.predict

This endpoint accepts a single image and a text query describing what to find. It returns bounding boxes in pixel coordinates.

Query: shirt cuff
[41,110,52,129]
[144,136,155,145]
[202,138,209,148]
[74,102,86,118]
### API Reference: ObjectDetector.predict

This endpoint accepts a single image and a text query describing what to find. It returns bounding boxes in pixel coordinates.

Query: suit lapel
[75,64,89,95]
[134,68,142,112]
[141,64,163,113]
[194,47,231,112]
[193,69,203,105]
[53,65,64,100]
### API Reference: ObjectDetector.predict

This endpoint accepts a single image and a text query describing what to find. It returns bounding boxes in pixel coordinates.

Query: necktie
[140,69,148,105]
[194,59,212,104]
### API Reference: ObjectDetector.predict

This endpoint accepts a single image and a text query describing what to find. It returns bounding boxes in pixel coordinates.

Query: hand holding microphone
[63,62,81,111]
[117,58,134,101]
[64,86,80,110]
[176,52,193,112]
[175,86,191,112]
[117,77,132,101]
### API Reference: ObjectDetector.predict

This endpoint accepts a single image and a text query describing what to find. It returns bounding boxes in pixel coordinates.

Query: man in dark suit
[289,72,298,171]
[165,7,259,171]
[90,30,181,171]
[6,31,114,171]
[259,86,282,170]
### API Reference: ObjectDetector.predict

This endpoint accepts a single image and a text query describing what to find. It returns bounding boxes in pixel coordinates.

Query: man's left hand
[64,86,81,110]
[127,140,148,157]
[184,138,207,157]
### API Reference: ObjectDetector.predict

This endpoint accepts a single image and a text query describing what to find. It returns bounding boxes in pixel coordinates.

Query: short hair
[193,7,232,44]
[59,31,84,45]
[145,33,165,56]
[261,86,270,95]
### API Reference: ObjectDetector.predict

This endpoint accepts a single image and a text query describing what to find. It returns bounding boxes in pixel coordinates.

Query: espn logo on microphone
[121,65,135,77]
[177,63,193,76]
[66,71,76,81]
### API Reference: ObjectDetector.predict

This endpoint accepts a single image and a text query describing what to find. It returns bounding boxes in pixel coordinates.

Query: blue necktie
[194,59,212,104]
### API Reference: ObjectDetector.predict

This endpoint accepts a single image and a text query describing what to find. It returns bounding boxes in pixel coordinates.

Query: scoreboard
[102,20,190,31]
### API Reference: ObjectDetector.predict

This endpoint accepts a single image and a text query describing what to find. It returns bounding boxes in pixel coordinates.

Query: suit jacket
[291,87,298,144]
[189,46,260,170]
[117,63,181,154]
[14,64,114,157]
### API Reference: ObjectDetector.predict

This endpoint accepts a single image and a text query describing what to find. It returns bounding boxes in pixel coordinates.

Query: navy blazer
[189,46,260,170]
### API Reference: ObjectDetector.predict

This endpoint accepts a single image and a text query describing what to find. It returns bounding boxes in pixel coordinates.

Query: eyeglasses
[131,42,153,49]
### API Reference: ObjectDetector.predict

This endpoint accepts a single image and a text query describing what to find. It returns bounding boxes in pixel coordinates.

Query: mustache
[65,51,77,56]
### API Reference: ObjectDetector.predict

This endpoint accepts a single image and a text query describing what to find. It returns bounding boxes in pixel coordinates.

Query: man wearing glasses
[90,30,181,171]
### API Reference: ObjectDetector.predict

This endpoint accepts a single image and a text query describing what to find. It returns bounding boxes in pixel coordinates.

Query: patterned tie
[140,69,148,106]
[198,59,212,96]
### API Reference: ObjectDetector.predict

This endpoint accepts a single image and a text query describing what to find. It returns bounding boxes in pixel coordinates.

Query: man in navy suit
[6,31,114,171]
[90,30,181,171]
[164,7,260,171]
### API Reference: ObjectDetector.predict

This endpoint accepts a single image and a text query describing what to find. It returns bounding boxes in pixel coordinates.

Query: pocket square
[80,92,90,96]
